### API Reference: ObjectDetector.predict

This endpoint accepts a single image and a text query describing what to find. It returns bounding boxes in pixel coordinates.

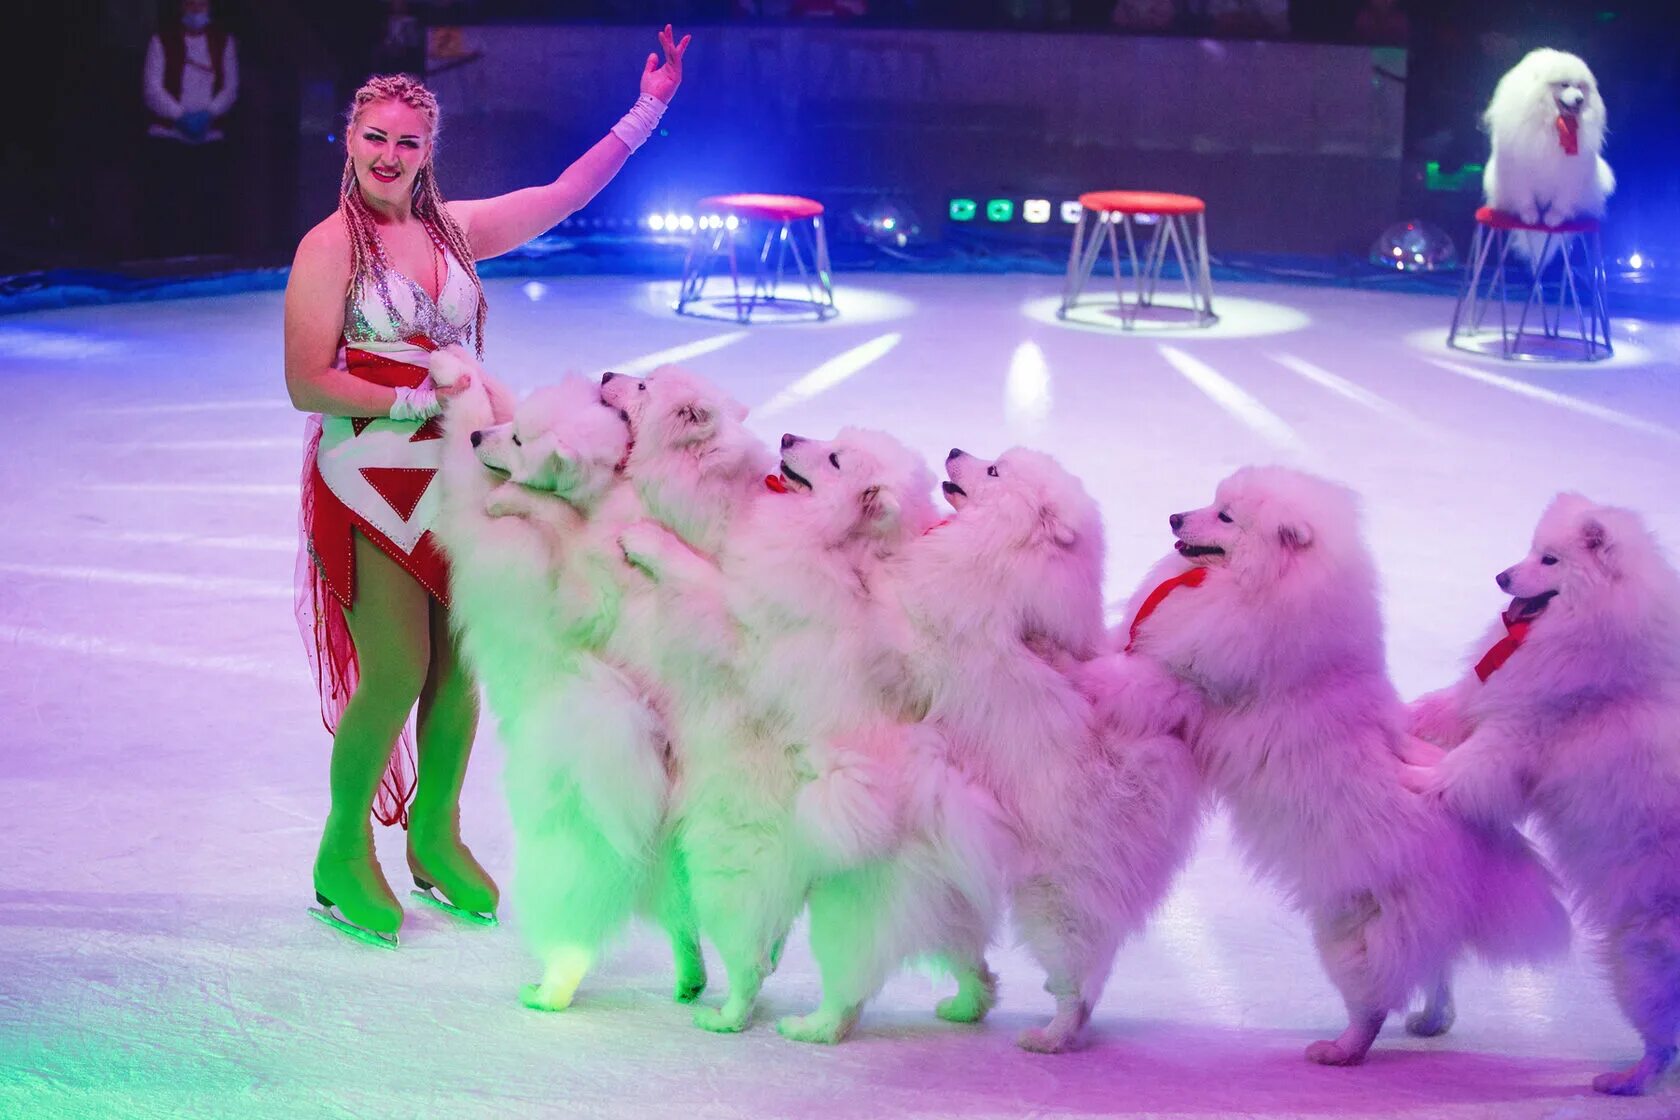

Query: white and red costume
[296,227,478,827]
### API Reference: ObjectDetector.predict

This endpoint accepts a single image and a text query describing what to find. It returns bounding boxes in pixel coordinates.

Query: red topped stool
[1448,206,1611,361]
[676,194,836,323]
[1059,191,1216,328]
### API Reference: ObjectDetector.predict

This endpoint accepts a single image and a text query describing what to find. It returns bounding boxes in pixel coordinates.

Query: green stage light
[987,199,1014,222]
[949,198,977,221]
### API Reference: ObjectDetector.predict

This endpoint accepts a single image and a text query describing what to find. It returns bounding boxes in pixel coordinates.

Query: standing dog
[432,354,702,1013]
[1114,466,1570,1065]
[620,429,1011,1041]
[1408,494,1680,1096]
[889,447,1204,1052]
[1483,47,1615,228]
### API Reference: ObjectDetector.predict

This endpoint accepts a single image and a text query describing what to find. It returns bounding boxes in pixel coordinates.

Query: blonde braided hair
[339,74,488,356]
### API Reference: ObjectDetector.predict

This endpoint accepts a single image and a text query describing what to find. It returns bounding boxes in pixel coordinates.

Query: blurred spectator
[1205,0,1288,37]
[1352,0,1408,44]
[1111,0,1178,32]
[141,0,238,257]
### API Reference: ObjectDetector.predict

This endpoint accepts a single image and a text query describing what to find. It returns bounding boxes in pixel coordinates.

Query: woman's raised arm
[450,25,690,262]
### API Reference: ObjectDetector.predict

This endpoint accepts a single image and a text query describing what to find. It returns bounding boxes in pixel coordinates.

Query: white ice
[2,274,1677,1118]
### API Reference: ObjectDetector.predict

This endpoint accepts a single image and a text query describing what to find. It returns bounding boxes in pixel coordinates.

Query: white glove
[389,385,440,422]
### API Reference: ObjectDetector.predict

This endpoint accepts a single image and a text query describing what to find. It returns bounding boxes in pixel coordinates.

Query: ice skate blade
[308,904,399,949]
[411,886,497,926]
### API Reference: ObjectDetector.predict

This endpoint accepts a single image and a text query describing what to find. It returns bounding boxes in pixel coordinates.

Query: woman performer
[284,26,690,946]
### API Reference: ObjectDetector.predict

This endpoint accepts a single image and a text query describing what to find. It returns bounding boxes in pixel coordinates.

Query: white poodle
[1483,47,1615,227]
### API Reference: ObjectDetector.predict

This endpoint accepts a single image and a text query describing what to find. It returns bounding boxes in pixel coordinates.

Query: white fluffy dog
[620,428,1012,1041]
[430,352,702,1014]
[1111,466,1570,1065]
[600,364,774,557]
[1406,494,1680,1096]
[888,447,1204,1052]
[1483,47,1615,227]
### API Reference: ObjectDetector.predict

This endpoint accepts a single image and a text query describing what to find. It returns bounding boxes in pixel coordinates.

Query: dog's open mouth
[1504,589,1558,624]
[941,480,967,509]
[776,462,812,493]
[1175,540,1225,560]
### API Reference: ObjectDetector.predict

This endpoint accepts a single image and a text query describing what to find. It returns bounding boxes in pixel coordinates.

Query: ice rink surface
[3,273,1677,1118]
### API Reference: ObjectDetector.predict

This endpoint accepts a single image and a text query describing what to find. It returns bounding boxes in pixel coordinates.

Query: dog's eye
[986,465,999,477]
[511,433,522,447]
[1218,511,1232,523]
[828,452,840,468]
[637,383,646,392]
[1540,555,1558,566]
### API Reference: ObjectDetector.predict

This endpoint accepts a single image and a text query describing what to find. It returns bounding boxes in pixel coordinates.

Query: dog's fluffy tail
[1464,822,1572,966]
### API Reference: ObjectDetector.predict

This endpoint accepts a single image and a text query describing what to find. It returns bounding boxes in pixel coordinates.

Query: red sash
[1474,616,1532,682]
[1125,567,1208,653]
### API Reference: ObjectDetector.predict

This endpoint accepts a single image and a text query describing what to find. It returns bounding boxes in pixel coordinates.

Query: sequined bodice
[343,224,476,352]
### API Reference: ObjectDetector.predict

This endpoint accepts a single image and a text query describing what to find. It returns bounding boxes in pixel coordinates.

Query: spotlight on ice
[648,213,666,232]
[1370,220,1456,272]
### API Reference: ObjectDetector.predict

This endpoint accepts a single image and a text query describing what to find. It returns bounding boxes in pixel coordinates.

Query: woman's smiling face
[348,99,432,208]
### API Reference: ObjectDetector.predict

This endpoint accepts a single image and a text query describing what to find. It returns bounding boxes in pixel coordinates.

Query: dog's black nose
[470,430,483,448]
[1496,569,1513,592]
[781,433,803,450]
[947,448,965,462]
[1169,513,1184,532]
[601,371,617,384]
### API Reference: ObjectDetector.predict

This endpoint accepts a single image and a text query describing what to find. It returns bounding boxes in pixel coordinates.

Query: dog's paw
[1592,1067,1649,1096]
[692,1004,748,1034]
[1398,763,1440,797]
[1405,1007,1454,1038]
[618,520,670,578]
[936,992,988,1025]
[1305,1039,1365,1066]
[1017,1025,1074,1054]
[776,1013,848,1045]
[519,982,573,1012]
[1518,204,1542,226]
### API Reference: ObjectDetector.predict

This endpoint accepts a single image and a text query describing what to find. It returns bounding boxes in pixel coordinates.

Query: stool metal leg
[677,224,725,314]
[1165,215,1200,318]
[812,216,836,314]
[1589,231,1612,357]
[1448,223,1489,349]
[1106,217,1133,326]
[1059,212,1091,316]
[1193,212,1216,322]
[1061,213,1108,318]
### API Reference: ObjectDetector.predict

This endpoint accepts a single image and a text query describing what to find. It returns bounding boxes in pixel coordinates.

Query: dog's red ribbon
[1556,114,1579,156]
[1474,615,1533,682]
[1125,566,1209,653]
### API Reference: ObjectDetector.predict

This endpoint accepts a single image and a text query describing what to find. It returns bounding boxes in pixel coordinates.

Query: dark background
[6,1,1677,275]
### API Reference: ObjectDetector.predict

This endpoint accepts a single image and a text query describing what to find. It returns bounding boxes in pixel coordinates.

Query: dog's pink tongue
[764,474,789,494]
[1556,113,1580,155]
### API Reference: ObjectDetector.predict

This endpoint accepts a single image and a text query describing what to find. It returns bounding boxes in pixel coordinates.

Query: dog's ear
[539,441,578,492]
[860,484,901,532]
[1277,521,1314,551]
[1038,505,1078,548]
[674,401,716,441]
[1579,514,1624,575]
